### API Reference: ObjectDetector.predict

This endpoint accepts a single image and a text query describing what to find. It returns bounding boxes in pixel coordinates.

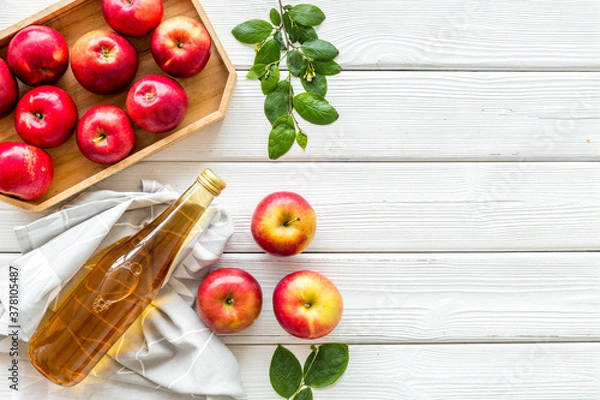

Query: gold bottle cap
[197,168,226,196]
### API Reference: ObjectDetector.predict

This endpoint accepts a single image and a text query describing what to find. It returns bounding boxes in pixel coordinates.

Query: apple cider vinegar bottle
[28,169,226,386]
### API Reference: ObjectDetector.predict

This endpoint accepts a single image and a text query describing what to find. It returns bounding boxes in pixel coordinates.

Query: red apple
[102,0,163,38]
[151,16,212,78]
[71,30,138,94]
[251,192,317,256]
[0,59,19,119]
[273,270,343,339]
[0,142,54,200]
[15,86,78,148]
[126,74,188,133]
[196,268,263,334]
[7,25,69,86]
[76,104,135,164]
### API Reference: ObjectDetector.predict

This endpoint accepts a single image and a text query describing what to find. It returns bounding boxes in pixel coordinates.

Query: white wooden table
[2,1,600,399]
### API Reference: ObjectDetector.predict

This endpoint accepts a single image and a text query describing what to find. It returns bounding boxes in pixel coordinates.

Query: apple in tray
[196,268,263,334]
[102,0,163,37]
[273,270,343,339]
[251,192,317,256]
[71,30,138,94]
[151,16,212,78]
[0,142,54,200]
[15,86,78,148]
[7,25,69,86]
[126,74,188,133]
[76,104,136,165]
[0,58,19,120]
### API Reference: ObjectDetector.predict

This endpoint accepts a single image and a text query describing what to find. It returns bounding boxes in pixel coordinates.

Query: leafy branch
[269,343,349,399]
[232,3,342,160]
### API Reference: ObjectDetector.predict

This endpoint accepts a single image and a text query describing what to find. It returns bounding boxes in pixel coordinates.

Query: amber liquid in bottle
[28,169,225,386]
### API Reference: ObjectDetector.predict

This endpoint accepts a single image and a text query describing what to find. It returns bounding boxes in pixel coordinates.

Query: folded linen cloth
[0,180,246,399]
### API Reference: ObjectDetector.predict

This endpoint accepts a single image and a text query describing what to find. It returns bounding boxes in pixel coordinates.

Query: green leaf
[296,130,308,150]
[304,343,349,389]
[283,12,292,30]
[273,114,295,128]
[274,30,286,50]
[261,65,280,94]
[301,73,327,97]
[269,345,303,397]
[254,39,281,66]
[293,387,313,400]
[289,4,326,26]
[270,8,282,26]
[301,39,339,61]
[298,26,318,43]
[232,19,274,44]
[313,60,342,76]
[289,27,301,43]
[283,12,300,43]
[265,80,292,124]
[246,63,267,79]
[287,50,304,77]
[303,345,318,377]
[269,120,296,160]
[293,92,338,125]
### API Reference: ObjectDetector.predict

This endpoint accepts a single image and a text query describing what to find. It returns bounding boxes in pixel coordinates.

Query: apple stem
[226,298,234,306]
[304,303,312,309]
[283,217,301,227]
[34,112,44,120]
[92,132,107,143]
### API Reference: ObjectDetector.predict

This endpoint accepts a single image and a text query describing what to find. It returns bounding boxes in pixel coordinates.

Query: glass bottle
[28,168,226,386]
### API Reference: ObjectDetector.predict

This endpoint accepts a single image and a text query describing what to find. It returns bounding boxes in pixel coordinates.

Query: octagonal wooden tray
[0,0,236,212]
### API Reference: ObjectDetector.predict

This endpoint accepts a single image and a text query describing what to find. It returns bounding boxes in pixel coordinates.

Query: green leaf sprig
[232,2,342,160]
[269,343,349,399]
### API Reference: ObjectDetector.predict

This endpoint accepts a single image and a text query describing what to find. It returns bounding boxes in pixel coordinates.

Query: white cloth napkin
[0,181,246,400]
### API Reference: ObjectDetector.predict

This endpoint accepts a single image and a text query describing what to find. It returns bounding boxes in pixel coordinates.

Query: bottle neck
[148,180,217,287]
[133,179,217,266]
[170,179,217,213]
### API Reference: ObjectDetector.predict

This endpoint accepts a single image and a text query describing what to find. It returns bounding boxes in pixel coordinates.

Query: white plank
[148,71,600,162]
[203,0,600,71]
[3,252,599,344]
[1,1,600,71]
[0,0,59,29]
[231,343,600,399]
[1,162,599,253]
[87,162,600,253]
[215,253,600,344]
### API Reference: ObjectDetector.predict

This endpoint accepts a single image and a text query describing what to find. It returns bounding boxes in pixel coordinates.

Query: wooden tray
[0,0,236,212]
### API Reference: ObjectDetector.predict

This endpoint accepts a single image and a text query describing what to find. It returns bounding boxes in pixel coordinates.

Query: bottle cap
[197,168,226,196]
